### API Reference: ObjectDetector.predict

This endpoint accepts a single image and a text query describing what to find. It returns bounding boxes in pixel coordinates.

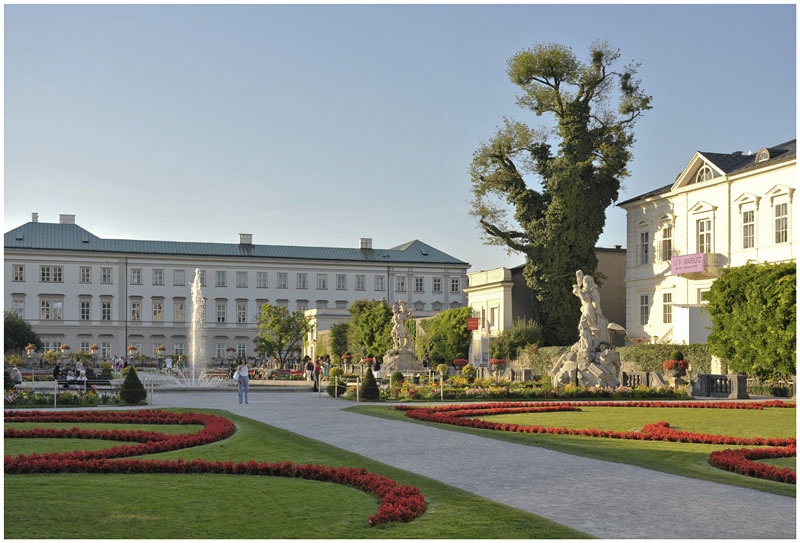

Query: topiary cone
[119,367,147,404]
[360,367,380,401]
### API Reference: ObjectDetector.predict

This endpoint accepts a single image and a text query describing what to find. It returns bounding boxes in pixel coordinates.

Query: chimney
[31,212,39,223]
[59,214,75,225]
[359,237,372,250]
[238,233,253,245]
[614,244,622,249]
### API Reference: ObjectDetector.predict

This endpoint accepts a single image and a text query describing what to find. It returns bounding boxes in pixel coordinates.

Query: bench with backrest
[56,378,115,392]
[269,369,306,380]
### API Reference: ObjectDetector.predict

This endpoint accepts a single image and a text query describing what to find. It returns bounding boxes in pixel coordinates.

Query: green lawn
[4,409,589,539]
[348,404,796,497]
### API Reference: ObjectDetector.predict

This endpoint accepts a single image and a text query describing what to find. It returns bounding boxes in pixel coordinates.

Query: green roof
[4,222,469,266]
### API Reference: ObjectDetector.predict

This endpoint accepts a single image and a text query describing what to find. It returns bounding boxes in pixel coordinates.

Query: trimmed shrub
[489,318,544,361]
[617,344,711,373]
[99,362,114,380]
[389,371,404,387]
[119,367,147,404]
[360,367,380,401]
[461,364,477,381]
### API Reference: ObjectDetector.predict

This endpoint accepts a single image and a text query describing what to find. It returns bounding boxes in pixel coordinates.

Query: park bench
[56,378,116,393]
[270,369,306,380]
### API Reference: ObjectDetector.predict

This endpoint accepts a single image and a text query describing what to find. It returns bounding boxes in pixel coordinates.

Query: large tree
[470,41,651,345]
[347,300,392,361]
[4,310,42,353]
[253,303,310,368]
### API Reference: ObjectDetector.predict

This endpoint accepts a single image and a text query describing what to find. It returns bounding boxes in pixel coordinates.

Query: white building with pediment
[618,139,795,344]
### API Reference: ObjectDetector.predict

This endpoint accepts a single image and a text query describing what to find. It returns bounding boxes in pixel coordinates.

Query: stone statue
[390,301,411,351]
[550,270,621,389]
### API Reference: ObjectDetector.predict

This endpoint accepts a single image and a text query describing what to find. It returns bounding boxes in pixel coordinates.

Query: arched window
[695,165,714,183]
[757,149,770,163]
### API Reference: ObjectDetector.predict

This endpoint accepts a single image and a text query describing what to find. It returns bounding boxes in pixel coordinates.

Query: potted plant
[452,358,468,369]
[662,359,689,377]
[489,358,506,371]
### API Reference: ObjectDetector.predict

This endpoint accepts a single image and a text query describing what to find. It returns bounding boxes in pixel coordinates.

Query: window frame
[130,268,142,285]
[152,268,164,286]
[639,294,649,326]
[662,292,672,324]
[216,270,227,288]
[13,265,24,282]
[774,202,789,244]
[101,267,113,284]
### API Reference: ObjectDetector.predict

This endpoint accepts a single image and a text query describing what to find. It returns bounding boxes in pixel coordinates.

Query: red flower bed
[709,445,796,484]
[396,400,796,483]
[5,409,425,525]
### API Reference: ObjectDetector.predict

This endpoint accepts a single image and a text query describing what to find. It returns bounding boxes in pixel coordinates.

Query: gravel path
[98,390,800,538]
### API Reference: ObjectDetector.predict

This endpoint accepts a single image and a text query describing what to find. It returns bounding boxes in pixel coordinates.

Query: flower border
[4,409,426,525]
[397,400,796,483]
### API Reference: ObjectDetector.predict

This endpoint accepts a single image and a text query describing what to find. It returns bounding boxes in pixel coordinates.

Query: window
[40,266,63,283]
[662,293,672,324]
[13,265,24,282]
[131,268,142,285]
[173,269,185,286]
[450,278,460,294]
[335,300,347,309]
[80,342,91,352]
[355,275,366,291]
[413,301,425,311]
[152,269,164,286]
[216,343,225,358]
[236,271,247,288]
[237,343,247,358]
[131,301,141,321]
[101,267,112,284]
[639,231,649,264]
[660,227,672,262]
[433,277,442,293]
[297,273,308,289]
[277,273,288,289]
[79,266,91,283]
[257,272,268,288]
[695,165,714,183]
[414,277,424,293]
[297,300,309,312]
[639,295,649,325]
[40,301,50,320]
[101,301,112,321]
[336,274,346,290]
[216,302,227,323]
[174,302,185,322]
[775,203,788,244]
[199,270,207,286]
[396,276,406,292]
[153,301,164,322]
[12,299,24,317]
[699,289,710,304]
[174,343,185,356]
[697,219,712,253]
[101,342,112,358]
[237,302,247,323]
[216,271,227,287]
[757,149,770,162]
[742,210,755,249]
[375,275,385,291]
[317,274,328,290]
[80,300,91,321]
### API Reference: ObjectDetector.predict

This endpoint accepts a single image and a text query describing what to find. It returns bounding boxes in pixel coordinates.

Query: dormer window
[756,148,770,163]
[695,165,714,184]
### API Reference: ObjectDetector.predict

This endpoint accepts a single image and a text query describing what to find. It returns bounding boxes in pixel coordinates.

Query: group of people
[52,360,97,390]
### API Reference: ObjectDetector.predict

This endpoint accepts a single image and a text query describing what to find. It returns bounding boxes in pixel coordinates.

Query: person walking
[237,358,250,404]
[313,358,322,392]
[52,363,62,381]
[304,356,314,381]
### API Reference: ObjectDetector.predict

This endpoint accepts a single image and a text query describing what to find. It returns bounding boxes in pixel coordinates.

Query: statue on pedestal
[382,300,422,375]
[550,270,621,388]
[390,301,411,351]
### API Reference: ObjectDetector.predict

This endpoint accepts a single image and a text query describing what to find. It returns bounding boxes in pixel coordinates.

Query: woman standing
[237,358,250,405]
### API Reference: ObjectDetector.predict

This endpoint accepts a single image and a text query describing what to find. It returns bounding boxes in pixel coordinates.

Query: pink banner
[671,253,705,274]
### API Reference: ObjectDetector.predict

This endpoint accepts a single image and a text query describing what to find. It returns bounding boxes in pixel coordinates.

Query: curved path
[151,390,794,538]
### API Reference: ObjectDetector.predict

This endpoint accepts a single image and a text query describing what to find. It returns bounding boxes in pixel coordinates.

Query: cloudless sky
[4,4,796,272]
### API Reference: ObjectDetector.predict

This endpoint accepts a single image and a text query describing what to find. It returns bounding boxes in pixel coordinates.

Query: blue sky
[4,4,796,272]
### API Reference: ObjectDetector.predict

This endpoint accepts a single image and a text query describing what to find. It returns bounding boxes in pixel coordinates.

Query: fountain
[139,268,226,389]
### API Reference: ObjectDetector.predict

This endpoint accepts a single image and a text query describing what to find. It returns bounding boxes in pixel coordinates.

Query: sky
[4,3,796,272]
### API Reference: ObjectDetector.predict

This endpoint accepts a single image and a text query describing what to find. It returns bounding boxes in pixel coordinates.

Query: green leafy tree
[419,307,472,364]
[470,41,651,345]
[329,321,351,362]
[348,300,392,361]
[489,318,544,361]
[253,303,310,369]
[4,310,41,353]
[705,262,795,378]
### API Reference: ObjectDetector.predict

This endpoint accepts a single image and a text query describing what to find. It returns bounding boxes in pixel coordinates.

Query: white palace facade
[4,215,469,361]
[618,139,795,344]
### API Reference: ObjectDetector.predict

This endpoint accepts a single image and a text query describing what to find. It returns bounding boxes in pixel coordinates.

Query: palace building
[5,214,469,361]
[618,139,795,344]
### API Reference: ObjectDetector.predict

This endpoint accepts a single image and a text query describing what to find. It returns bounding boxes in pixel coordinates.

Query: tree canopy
[4,310,42,354]
[415,307,472,364]
[347,300,392,361]
[253,303,310,368]
[470,41,651,345]
[705,262,795,379]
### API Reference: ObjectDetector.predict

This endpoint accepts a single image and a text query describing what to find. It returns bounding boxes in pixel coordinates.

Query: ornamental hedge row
[4,409,426,525]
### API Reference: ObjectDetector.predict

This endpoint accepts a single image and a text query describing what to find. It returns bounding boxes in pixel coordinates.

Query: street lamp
[25,344,37,385]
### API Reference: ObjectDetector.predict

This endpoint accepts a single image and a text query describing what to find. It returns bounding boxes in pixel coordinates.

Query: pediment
[733,192,761,209]
[657,212,676,225]
[765,184,795,202]
[672,153,725,190]
[688,200,717,214]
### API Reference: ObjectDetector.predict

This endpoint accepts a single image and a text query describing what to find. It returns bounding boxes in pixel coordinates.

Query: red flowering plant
[662,359,689,371]
[361,358,375,365]
[4,409,427,525]
[452,359,468,367]
[489,359,506,365]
